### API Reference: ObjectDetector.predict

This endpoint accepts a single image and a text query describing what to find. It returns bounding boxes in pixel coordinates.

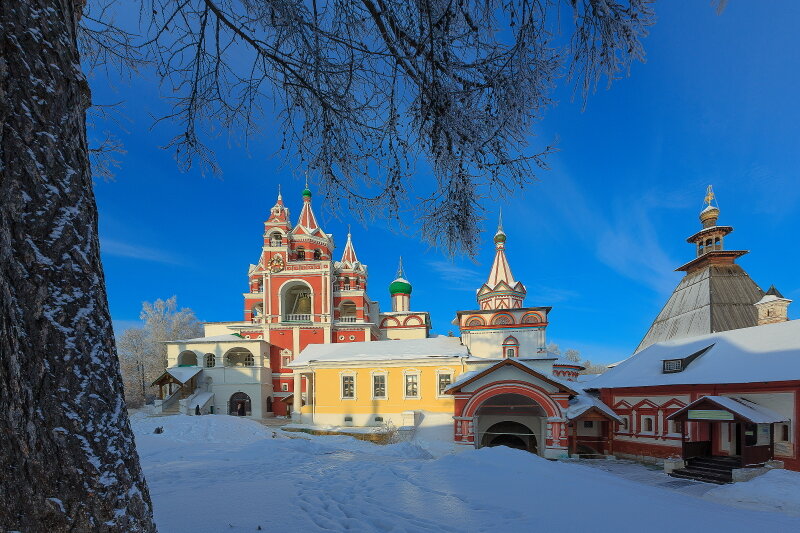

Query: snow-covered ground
[132,414,800,532]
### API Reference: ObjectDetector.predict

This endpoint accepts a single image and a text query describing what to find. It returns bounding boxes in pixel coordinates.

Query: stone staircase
[669,456,742,484]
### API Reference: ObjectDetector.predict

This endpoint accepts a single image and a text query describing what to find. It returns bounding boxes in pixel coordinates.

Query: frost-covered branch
[91,0,654,255]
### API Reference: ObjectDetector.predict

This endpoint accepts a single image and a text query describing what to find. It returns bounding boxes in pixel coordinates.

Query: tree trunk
[0,1,156,531]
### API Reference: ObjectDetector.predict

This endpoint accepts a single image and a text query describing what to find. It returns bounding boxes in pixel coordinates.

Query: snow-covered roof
[566,394,622,422]
[755,294,791,305]
[669,396,788,424]
[552,357,585,369]
[290,336,469,366]
[590,319,800,389]
[166,366,202,384]
[167,334,261,344]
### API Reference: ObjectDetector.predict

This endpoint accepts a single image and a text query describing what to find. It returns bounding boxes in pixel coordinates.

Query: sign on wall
[687,409,734,421]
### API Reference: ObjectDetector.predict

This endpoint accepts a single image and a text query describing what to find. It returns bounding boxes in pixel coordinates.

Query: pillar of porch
[292,372,302,417]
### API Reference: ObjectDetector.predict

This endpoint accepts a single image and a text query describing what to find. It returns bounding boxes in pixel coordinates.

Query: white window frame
[281,383,289,392]
[403,369,421,400]
[618,415,630,434]
[340,372,356,400]
[435,369,453,398]
[371,370,388,400]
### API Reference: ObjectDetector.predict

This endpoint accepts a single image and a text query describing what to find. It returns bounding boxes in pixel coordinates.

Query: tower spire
[477,215,525,310]
[396,256,406,280]
[340,228,359,265]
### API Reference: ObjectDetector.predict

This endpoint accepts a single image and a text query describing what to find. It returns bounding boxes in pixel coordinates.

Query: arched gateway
[446,359,578,459]
[474,393,548,454]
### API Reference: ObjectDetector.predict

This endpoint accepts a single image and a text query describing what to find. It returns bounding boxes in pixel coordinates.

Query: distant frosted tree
[546,342,561,356]
[139,296,204,370]
[565,349,582,362]
[579,360,610,375]
[118,297,204,407]
[118,327,151,408]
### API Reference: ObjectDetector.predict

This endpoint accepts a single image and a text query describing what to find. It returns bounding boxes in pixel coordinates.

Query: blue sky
[91,3,799,364]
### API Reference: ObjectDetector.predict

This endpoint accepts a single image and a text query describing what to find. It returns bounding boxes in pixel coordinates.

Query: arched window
[502,336,519,358]
[492,313,513,325]
[295,246,305,260]
[698,242,704,255]
[178,350,198,366]
[342,276,350,290]
[522,313,542,324]
[205,353,215,368]
[224,347,255,367]
[714,237,721,250]
[466,316,485,327]
[281,281,313,321]
[313,249,322,260]
[340,300,357,322]
[270,232,282,246]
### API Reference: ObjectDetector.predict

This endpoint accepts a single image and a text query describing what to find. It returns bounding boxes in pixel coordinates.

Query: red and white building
[156,186,431,417]
[588,190,799,474]
[444,219,622,459]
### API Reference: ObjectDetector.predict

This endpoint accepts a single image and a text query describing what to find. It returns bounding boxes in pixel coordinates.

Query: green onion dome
[494,230,507,244]
[302,188,312,198]
[389,278,412,296]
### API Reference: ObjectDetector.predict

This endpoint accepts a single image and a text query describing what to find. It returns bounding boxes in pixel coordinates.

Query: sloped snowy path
[132,414,800,533]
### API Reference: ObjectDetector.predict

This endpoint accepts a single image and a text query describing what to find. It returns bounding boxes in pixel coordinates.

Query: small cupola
[755,285,792,325]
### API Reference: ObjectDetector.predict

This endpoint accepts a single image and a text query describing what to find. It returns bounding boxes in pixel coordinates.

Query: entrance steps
[669,456,741,485]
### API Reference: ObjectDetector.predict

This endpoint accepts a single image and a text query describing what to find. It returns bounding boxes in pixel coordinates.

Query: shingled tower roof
[635,187,764,353]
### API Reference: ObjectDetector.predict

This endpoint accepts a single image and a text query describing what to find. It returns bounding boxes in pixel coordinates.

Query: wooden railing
[682,440,711,459]
[743,445,772,466]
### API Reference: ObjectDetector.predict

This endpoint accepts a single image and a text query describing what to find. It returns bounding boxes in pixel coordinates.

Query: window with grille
[583,421,593,428]
[438,373,452,395]
[663,359,682,373]
[373,374,386,399]
[342,375,355,398]
[244,353,255,367]
[405,374,419,398]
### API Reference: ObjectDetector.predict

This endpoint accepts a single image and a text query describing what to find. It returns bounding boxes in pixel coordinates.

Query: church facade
[153,185,799,473]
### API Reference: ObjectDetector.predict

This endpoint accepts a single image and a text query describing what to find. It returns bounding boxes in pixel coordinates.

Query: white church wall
[462,327,544,359]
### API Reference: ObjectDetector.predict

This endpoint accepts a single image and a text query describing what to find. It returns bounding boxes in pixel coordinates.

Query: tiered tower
[456,215,550,359]
[200,185,436,414]
[635,186,765,352]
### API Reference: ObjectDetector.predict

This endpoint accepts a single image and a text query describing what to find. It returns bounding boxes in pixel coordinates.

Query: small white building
[152,334,272,418]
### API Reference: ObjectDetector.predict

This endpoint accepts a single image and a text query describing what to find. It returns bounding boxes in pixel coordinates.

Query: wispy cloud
[526,284,580,304]
[101,238,183,265]
[426,260,483,292]
[528,171,681,296]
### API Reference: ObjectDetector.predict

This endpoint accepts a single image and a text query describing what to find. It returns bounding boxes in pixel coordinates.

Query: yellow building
[288,336,469,427]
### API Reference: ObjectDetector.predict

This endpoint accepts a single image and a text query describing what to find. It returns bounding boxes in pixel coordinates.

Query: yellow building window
[405,374,419,398]
[373,374,386,399]
[342,375,355,398]
[437,373,452,396]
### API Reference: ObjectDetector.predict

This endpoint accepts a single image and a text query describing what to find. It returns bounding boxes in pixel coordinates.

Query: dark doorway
[266,396,273,413]
[229,392,252,416]
[481,421,538,453]
[487,434,527,450]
